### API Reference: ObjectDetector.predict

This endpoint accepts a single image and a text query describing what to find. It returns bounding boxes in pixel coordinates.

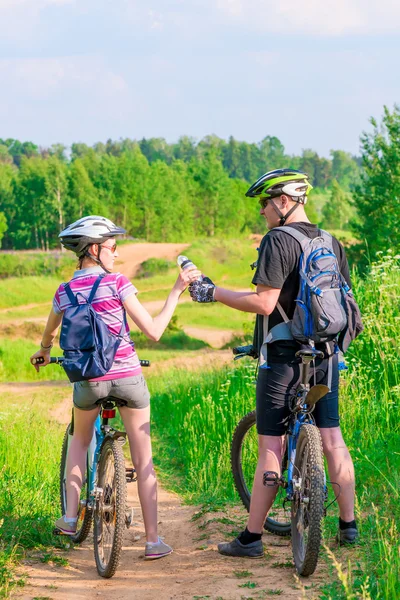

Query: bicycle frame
[286,410,315,500]
[87,403,128,507]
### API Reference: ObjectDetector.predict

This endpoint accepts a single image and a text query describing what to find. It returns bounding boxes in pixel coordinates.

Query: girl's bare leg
[119,405,158,543]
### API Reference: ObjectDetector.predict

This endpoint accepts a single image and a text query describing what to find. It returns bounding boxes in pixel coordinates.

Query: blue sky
[0,0,398,157]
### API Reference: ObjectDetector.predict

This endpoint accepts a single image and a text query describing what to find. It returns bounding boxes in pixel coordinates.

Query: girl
[30,215,200,560]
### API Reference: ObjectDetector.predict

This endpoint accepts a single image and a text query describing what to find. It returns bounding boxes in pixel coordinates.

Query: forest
[0,133,360,250]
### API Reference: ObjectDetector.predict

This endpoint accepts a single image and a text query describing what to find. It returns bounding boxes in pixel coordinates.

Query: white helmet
[59,216,126,256]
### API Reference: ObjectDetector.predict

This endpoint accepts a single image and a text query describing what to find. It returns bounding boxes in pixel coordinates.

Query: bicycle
[231,344,336,576]
[33,356,150,578]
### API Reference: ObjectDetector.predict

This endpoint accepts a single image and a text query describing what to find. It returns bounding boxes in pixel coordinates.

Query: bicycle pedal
[263,471,280,487]
[52,528,72,537]
[126,467,137,483]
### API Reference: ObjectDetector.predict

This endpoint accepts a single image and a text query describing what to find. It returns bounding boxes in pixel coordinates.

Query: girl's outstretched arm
[123,265,200,341]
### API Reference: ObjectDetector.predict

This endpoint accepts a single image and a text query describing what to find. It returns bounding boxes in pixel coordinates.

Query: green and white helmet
[245,169,312,204]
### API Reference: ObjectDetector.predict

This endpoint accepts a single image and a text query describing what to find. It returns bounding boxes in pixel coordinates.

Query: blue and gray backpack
[59,274,126,382]
[259,227,363,370]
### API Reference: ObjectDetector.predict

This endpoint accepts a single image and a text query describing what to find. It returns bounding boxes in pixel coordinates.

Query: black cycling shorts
[256,353,339,436]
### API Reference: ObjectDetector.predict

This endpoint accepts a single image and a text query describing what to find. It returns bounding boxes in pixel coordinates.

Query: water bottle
[177,255,203,281]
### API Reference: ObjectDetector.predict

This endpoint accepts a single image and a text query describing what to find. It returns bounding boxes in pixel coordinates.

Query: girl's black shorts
[256,353,339,436]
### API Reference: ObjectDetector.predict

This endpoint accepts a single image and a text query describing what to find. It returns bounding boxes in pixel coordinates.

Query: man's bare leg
[218,434,285,557]
[247,434,286,532]
[319,427,355,521]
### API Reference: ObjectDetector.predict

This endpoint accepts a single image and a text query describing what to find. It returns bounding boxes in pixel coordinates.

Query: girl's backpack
[59,274,125,382]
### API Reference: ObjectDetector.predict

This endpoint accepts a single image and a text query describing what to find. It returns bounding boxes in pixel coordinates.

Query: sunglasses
[259,197,269,209]
[101,243,117,253]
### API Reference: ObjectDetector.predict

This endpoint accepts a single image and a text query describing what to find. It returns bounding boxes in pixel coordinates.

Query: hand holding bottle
[174,255,202,295]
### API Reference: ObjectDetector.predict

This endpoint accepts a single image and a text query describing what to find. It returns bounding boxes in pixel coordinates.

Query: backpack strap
[87,274,106,304]
[319,229,334,251]
[63,282,78,306]
[272,226,311,252]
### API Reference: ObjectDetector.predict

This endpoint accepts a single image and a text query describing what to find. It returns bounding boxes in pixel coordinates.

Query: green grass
[175,301,254,330]
[0,388,68,597]
[0,277,61,310]
[0,340,67,382]
[0,252,75,281]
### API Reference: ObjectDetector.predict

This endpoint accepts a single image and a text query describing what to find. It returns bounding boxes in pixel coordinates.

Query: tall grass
[0,389,67,597]
[147,251,400,599]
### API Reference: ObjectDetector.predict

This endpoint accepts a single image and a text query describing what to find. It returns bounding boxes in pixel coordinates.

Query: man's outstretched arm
[213,284,281,316]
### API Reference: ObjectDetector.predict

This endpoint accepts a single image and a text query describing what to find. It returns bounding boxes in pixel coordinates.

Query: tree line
[0,133,361,250]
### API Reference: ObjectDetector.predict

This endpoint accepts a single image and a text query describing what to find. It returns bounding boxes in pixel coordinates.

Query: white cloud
[0,55,127,100]
[216,0,400,36]
[0,0,74,9]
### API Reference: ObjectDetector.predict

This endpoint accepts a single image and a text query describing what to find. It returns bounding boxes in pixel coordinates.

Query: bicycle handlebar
[232,344,258,360]
[32,356,151,367]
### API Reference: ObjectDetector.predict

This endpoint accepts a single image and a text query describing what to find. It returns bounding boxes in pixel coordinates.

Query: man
[189,169,358,558]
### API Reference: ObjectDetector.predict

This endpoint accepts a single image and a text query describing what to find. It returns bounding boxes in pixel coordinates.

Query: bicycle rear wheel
[93,436,126,578]
[291,424,325,576]
[60,424,92,543]
[231,411,291,536]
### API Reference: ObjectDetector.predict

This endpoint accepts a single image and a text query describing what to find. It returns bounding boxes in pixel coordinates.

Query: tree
[67,158,99,220]
[0,162,16,248]
[0,144,12,164]
[353,105,400,257]
[322,180,354,230]
[45,156,69,247]
[0,212,7,247]
[330,150,360,190]
[258,136,287,171]
[13,157,49,249]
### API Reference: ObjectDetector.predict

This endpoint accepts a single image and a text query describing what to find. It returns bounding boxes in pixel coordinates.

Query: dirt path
[14,488,310,600]
[115,242,190,279]
[12,389,312,600]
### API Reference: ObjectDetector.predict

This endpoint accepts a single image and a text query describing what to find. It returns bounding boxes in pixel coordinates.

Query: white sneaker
[144,537,173,560]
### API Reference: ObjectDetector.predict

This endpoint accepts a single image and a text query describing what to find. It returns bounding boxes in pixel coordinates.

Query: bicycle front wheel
[60,424,92,543]
[291,424,325,576]
[93,437,127,578]
[231,411,291,536]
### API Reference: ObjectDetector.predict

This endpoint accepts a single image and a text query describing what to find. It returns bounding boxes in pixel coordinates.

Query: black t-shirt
[252,222,352,361]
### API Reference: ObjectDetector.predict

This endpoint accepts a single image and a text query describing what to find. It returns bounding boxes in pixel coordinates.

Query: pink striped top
[53,266,141,381]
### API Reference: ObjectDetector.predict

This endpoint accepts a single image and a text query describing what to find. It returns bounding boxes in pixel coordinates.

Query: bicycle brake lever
[233,353,248,361]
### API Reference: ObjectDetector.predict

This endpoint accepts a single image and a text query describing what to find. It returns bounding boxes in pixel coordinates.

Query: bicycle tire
[93,436,126,578]
[291,423,325,576]
[231,411,291,536]
[60,424,92,543]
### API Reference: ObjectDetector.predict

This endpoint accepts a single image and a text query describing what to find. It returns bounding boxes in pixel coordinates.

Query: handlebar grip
[232,344,254,356]
[32,356,64,365]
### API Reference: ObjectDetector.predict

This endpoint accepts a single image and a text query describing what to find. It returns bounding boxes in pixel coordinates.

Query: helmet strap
[269,199,300,226]
[84,245,111,274]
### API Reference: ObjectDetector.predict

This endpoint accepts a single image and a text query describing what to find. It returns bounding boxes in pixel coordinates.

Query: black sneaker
[217,537,264,558]
[337,527,359,545]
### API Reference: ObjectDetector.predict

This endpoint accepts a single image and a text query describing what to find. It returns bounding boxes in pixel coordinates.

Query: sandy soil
[115,242,190,279]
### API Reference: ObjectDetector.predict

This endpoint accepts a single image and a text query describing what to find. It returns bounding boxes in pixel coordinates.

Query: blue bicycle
[231,345,332,576]
[34,356,150,578]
